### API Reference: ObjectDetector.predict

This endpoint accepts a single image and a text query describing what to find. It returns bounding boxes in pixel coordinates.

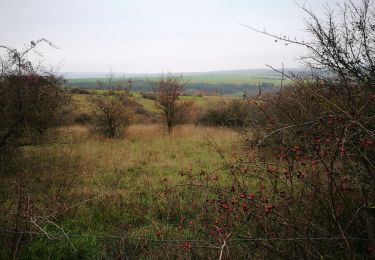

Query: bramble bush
[0,40,71,169]
[173,80,375,258]
[168,0,375,258]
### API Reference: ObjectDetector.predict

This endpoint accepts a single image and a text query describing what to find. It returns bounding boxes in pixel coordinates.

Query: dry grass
[72,93,238,114]
[1,123,241,259]
[63,124,240,185]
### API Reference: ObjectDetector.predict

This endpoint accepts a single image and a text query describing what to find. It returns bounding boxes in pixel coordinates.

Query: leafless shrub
[249,0,375,255]
[140,91,156,100]
[237,0,375,256]
[174,0,375,258]
[90,75,135,138]
[90,93,134,138]
[197,99,258,128]
[0,40,71,166]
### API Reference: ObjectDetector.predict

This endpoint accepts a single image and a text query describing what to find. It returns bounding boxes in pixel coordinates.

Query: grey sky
[1,0,345,73]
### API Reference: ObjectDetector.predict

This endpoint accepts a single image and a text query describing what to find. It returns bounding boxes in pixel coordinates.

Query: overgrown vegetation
[197,99,256,128]
[0,40,71,168]
[0,125,240,259]
[1,0,374,259]
[175,0,375,258]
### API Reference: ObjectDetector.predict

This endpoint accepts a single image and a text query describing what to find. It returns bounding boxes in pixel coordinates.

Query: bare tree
[149,74,193,134]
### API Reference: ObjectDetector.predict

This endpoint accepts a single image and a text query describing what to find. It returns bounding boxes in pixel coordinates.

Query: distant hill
[63,68,306,96]
[62,68,306,80]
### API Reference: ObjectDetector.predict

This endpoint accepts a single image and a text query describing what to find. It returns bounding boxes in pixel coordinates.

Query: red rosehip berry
[266,204,273,213]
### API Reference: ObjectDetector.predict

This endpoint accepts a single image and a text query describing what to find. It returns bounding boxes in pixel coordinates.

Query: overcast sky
[1,0,346,73]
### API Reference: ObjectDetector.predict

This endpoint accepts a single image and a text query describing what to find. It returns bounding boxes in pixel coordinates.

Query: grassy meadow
[1,90,244,259]
[2,0,372,257]
[2,81,371,259]
[72,92,237,114]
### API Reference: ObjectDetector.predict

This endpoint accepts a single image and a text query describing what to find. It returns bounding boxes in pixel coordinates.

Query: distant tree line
[66,79,276,95]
